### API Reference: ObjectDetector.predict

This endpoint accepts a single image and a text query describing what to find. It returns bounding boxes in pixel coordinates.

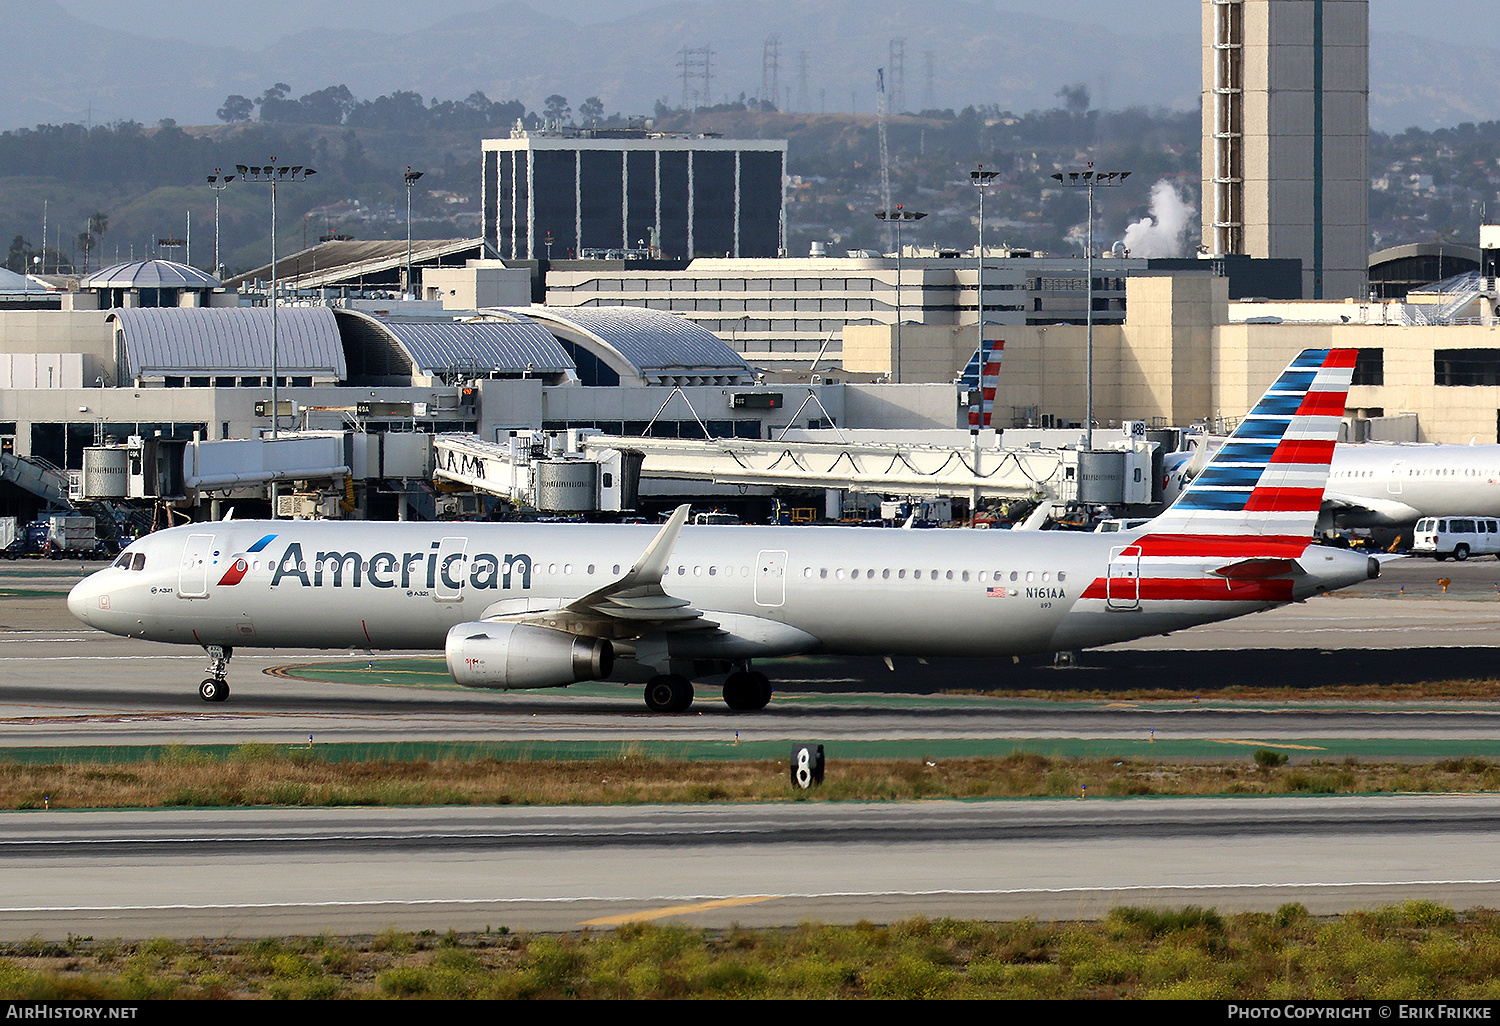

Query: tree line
[215,85,616,133]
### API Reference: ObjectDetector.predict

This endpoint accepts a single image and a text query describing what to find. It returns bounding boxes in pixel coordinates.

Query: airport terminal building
[482,131,788,262]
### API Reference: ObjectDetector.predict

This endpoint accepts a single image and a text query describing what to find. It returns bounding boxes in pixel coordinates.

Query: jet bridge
[431,431,641,512]
[577,434,1125,503]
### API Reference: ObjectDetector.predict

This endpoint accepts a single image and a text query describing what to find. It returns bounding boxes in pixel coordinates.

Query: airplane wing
[1321,490,1421,528]
[478,504,720,637]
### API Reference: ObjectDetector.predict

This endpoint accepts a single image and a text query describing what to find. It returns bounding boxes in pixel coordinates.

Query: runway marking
[6,880,1500,917]
[578,896,782,926]
[1208,739,1329,751]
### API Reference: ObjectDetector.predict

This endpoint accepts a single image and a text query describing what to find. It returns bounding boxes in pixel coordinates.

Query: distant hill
[16,0,1490,138]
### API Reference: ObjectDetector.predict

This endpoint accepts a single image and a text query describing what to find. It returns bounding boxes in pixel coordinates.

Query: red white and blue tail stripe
[960,338,1004,428]
[1146,348,1355,536]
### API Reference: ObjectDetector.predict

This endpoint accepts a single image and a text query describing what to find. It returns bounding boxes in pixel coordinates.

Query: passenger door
[177,533,215,599]
[754,549,787,607]
[1106,544,1141,611]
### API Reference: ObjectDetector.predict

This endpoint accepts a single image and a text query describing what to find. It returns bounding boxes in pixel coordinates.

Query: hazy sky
[52,0,1500,48]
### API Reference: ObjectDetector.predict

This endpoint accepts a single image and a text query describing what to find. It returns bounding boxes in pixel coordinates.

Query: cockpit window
[132,552,146,571]
[114,554,132,569]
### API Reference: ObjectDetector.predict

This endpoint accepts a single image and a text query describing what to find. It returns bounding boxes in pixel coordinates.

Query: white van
[1411,517,1500,561]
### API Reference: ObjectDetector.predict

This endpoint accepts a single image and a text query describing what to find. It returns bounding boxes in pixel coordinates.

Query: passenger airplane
[1166,439,1500,528]
[68,349,1378,713]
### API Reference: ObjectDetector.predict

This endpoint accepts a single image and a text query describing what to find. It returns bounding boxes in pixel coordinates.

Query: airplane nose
[67,575,98,625]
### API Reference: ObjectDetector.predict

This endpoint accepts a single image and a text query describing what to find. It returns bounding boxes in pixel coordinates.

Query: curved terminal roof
[108,307,345,379]
[0,267,38,293]
[494,306,751,386]
[335,311,574,381]
[82,259,223,290]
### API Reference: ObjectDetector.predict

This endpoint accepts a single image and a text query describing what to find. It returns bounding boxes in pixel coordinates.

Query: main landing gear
[199,645,232,703]
[641,668,773,713]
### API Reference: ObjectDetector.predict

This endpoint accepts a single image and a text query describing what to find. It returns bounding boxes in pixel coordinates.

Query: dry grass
[5,903,1500,999]
[3,746,1500,809]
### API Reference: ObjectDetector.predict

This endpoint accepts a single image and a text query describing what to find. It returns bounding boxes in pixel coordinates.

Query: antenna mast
[877,68,892,251]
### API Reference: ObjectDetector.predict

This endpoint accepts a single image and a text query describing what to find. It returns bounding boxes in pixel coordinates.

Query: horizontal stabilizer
[1211,557,1305,580]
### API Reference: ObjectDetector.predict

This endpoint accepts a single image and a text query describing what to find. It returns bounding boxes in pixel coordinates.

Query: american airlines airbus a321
[68,349,1378,713]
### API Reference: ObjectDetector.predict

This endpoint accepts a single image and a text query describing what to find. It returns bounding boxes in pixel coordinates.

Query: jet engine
[445,621,614,690]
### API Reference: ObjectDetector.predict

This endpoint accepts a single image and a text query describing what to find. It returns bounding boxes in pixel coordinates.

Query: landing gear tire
[199,644,232,703]
[644,674,693,713]
[723,670,772,711]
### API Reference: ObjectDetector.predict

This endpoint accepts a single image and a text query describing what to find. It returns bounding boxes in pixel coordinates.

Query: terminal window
[1435,349,1500,386]
[1352,348,1384,386]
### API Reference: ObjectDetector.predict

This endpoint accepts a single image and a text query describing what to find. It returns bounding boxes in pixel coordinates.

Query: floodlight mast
[969,166,998,428]
[233,159,317,447]
[205,169,235,278]
[874,205,927,383]
[405,167,424,300]
[1049,164,1131,450]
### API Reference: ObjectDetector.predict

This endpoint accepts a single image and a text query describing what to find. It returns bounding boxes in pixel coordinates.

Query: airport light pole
[970,166,998,426]
[235,160,317,442]
[1050,164,1130,450]
[404,167,424,300]
[205,169,234,278]
[874,205,926,383]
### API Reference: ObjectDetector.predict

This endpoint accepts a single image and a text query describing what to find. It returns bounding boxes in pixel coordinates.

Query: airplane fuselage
[1326,443,1500,526]
[69,519,1375,677]
[1169,442,1500,528]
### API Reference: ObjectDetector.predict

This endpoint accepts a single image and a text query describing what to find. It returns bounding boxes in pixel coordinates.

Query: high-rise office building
[1202,0,1369,299]
[482,132,787,262]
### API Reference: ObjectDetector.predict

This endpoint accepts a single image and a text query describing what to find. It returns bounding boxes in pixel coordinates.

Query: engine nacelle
[445,621,614,690]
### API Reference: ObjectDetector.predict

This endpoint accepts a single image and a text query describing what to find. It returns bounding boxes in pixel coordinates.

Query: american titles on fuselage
[264,541,533,591]
[230,537,1069,599]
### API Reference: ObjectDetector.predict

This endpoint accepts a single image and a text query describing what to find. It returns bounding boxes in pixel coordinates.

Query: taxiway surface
[3,556,1500,938]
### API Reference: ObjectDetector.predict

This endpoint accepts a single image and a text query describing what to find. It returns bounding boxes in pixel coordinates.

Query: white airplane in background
[69,349,1378,713]
[1165,440,1500,529]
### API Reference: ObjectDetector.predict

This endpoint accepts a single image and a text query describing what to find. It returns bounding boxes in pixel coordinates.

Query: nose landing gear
[199,645,232,703]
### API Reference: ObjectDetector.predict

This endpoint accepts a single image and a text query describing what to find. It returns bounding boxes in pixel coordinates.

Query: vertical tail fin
[1146,348,1355,536]
[960,338,1004,428]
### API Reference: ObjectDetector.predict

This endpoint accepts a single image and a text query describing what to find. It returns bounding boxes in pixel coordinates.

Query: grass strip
[3,747,1500,809]
[3,901,1499,999]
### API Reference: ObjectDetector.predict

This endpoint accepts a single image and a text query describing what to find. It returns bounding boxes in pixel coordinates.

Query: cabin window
[913,570,922,580]
[898,569,906,579]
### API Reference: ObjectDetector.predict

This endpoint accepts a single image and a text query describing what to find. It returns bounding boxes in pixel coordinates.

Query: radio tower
[761,35,780,110]
[877,68,892,251]
[888,38,906,114]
